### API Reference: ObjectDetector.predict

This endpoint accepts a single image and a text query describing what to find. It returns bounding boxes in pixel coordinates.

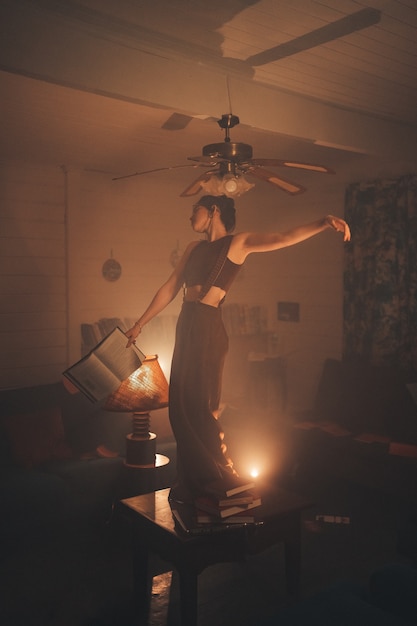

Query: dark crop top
[183,236,241,292]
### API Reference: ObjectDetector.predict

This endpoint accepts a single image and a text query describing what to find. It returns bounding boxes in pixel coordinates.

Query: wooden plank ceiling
[0,0,416,178]
[74,0,417,127]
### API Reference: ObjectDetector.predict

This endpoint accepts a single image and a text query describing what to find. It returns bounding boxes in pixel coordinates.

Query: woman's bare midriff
[184,285,226,308]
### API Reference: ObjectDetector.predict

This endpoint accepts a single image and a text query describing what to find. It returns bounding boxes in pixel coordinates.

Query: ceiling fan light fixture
[223,175,239,194]
[200,173,254,198]
[160,113,338,197]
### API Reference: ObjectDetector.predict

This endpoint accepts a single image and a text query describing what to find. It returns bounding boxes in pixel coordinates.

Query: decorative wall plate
[102,257,122,282]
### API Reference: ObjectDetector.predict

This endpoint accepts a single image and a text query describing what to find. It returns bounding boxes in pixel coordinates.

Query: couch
[0,381,176,553]
[288,357,417,565]
[290,358,417,496]
[256,563,417,625]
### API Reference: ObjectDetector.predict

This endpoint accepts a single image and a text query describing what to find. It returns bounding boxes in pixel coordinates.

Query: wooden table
[117,486,312,626]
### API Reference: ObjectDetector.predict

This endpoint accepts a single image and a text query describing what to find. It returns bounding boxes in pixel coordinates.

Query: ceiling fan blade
[246,166,306,195]
[179,171,217,197]
[187,155,222,165]
[251,159,335,174]
[245,8,381,66]
[112,164,203,181]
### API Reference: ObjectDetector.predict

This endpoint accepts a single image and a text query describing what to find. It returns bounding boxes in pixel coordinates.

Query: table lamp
[103,355,169,467]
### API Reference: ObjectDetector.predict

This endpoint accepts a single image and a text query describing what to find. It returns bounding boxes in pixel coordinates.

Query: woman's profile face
[190,204,210,231]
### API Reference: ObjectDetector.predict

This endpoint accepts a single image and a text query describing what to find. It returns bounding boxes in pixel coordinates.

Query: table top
[119,486,312,541]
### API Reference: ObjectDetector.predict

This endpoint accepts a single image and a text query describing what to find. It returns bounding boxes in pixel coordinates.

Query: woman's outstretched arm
[125,240,199,346]
[229,215,350,263]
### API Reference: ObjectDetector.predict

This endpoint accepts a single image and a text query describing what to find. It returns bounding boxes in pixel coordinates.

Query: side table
[117,486,312,625]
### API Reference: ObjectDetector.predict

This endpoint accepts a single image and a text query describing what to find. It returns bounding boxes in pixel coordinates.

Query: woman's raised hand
[325,215,351,241]
[125,321,142,347]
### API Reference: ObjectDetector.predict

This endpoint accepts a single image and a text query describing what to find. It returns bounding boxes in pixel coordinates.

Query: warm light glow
[104,355,169,412]
[250,467,260,478]
[156,354,170,380]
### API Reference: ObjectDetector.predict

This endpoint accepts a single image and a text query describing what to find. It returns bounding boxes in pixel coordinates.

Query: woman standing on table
[125,195,350,502]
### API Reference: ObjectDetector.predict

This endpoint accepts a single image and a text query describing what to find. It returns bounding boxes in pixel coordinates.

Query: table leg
[178,568,198,626]
[132,533,153,624]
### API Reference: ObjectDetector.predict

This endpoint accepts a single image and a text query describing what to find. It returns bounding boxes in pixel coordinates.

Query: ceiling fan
[112,113,334,197]
[113,7,381,196]
[179,113,334,197]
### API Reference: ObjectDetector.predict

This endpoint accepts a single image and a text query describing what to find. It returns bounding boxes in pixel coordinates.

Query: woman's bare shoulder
[186,239,203,250]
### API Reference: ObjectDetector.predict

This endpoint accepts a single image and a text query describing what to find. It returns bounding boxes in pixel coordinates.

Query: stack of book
[194,476,262,525]
[170,476,263,535]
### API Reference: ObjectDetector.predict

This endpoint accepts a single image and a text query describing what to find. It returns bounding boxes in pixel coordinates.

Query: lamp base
[126,432,156,467]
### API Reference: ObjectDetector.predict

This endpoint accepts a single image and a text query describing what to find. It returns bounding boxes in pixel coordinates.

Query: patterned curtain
[343,173,417,372]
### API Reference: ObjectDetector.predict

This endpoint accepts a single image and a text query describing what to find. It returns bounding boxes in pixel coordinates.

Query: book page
[65,353,123,401]
[94,327,146,380]
[63,327,147,402]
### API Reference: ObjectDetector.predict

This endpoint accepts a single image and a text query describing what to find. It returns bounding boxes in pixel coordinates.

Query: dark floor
[0,462,412,626]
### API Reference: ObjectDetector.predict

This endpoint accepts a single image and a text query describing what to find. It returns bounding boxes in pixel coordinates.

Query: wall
[0,159,349,411]
[0,163,67,389]
[232,184,347,411]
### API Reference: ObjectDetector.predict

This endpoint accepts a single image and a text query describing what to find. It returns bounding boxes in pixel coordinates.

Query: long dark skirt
[169,301,235,497]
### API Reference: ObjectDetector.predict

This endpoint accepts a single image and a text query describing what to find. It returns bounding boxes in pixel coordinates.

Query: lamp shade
[103,355,169,412]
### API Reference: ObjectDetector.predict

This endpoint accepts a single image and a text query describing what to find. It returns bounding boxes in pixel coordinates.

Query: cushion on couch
[313,358,417,442]
[2,406,73,469]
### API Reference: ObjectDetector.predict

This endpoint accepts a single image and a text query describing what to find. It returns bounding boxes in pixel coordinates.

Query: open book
[63,327,146,402]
